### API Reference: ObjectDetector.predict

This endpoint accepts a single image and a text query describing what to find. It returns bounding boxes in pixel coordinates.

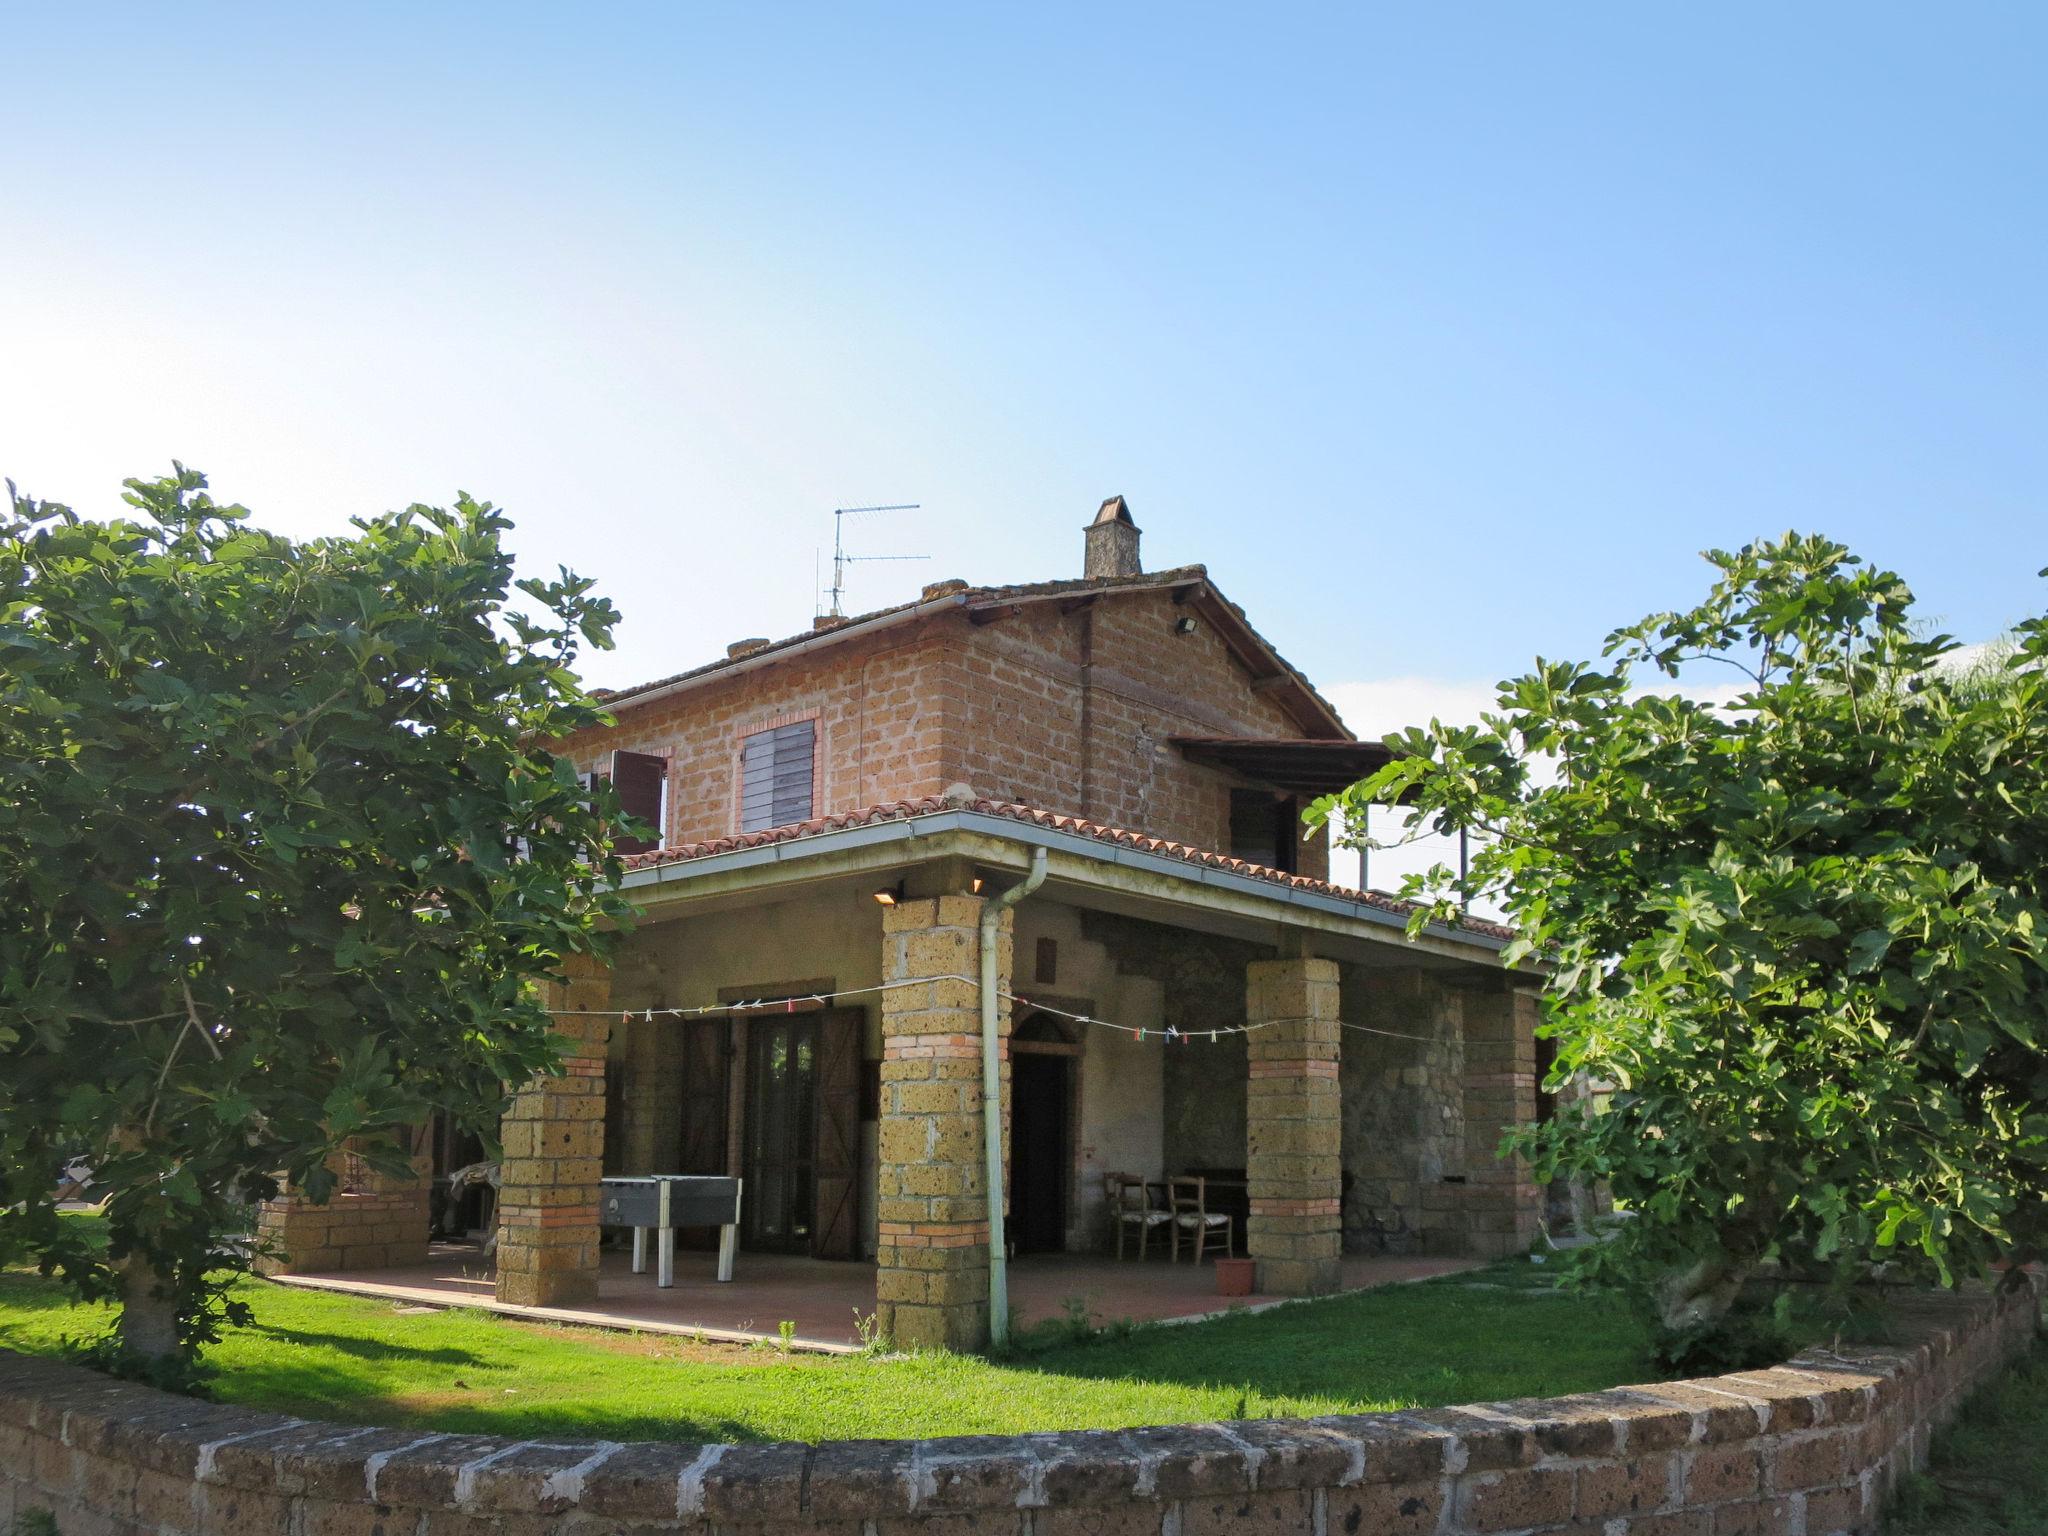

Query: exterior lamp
[872,882,904,906]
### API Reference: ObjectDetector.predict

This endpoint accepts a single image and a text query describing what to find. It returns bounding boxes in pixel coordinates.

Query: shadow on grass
[241,1321,486,1368]
[213,1370,766,1447]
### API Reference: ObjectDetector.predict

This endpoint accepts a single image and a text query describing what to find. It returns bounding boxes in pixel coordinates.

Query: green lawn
[0,1241,1661,1443]
[1887,1319,2048,1536]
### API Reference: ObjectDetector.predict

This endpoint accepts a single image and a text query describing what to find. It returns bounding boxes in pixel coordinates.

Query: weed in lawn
[851,1309,889,1354]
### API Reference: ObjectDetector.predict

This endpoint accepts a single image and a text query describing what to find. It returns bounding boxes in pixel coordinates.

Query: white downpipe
[980,846,1047,1349]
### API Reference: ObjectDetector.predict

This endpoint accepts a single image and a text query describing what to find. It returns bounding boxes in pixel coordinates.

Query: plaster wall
[1012,901,1165,1249]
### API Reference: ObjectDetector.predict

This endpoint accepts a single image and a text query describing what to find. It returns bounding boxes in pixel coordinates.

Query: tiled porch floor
[270,1243,1478,1352]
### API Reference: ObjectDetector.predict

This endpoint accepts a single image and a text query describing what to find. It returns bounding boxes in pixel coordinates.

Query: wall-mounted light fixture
[872,881,905,906]
[971,876,985,893]
[1174,615,1198,635]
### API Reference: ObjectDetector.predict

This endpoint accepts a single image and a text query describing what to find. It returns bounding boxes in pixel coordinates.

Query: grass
[1887,1313,2048,1536]
[0,1225,1662,1443]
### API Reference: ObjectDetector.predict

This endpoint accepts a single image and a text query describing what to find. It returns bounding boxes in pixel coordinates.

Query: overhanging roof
[614,797,1516,963]
[1172,737,1395,799]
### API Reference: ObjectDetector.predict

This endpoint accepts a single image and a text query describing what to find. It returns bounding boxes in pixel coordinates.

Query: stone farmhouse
[259,498,1544,1353]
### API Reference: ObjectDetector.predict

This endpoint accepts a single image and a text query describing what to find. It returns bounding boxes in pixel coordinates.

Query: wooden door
[811,1009,863,1260]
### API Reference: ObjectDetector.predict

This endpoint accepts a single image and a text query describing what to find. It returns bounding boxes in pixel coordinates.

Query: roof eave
[617,807,1513,961]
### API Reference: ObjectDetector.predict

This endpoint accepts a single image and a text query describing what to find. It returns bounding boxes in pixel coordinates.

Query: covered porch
[259,802,1543,1356]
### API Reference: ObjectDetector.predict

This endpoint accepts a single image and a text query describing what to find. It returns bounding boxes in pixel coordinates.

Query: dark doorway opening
[731,1007,863,1259]
[742,1015,817,1253]
[1011,1052,1072,1255]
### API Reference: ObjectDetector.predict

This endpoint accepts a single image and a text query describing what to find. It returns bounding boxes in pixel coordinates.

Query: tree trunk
[1655,1254,1753,1334]
[117,1253,180,1360]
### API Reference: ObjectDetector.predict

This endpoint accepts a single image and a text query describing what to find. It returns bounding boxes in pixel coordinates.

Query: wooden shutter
[811,1009,863,1260]
[740,722,816,832]
[610,750,667,854]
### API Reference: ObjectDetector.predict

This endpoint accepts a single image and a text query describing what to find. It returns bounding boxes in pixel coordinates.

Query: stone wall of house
[555,586,1334,878]
[2,1279,2034,1536]
[939,590,1332,880]
[1339,965,1468,1256]
[556,615,957,848]
[1065,919,1523,1261]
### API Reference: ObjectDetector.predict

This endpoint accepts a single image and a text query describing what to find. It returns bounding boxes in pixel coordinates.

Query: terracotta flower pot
[1214,1257,1255,1297]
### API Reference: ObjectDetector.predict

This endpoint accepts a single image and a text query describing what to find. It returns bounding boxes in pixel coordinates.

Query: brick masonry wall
[559,593,1332,877]
[560,620,956,847]
[940,593,1331,879]
[253,1137,431,1276]
[0,1279,2035,1536]
[252,1189,427,1275]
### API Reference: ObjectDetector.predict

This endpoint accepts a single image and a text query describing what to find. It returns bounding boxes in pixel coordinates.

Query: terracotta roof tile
[618,798,1515,945]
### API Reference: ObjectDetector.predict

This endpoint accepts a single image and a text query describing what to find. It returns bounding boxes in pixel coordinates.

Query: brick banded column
[495,952,612,1307]
[1246,953,1343,1295]
[875,893,1011,1353]
[1460,981,1542,1257]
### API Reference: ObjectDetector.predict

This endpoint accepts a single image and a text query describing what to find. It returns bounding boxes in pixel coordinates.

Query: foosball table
[598,1175,743,1287]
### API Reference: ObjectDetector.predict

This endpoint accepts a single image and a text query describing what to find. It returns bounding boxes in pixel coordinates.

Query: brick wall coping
[1,1277,2035,1535]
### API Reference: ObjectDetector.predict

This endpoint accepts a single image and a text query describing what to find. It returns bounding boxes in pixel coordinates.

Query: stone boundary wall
[251,1189,429,1277]
[0,1279,2034,1536]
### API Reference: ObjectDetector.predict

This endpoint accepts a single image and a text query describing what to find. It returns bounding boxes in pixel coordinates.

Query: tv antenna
[823,503,925,617]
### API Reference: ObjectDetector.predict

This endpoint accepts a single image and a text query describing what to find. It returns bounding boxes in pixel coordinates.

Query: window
[608,750,668,854]
[740,720,816,831]
[1229,788,1298,874]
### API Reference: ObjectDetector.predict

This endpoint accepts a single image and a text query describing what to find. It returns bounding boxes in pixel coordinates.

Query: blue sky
[4,3,2043,734]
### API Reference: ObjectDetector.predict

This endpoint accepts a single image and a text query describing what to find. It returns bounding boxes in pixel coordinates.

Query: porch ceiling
[618,810,1510,972]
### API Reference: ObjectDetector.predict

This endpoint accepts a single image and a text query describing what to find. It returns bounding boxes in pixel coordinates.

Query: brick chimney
[1083,495,1141,579]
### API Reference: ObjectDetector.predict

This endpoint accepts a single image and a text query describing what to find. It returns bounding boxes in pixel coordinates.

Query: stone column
[874,893,1011,1353]
[1461,981,1543,1257]
[1246,951,1343,1295]
[495,952,612,1307]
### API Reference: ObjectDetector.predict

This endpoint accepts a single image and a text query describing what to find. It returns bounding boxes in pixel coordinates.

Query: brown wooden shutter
[610,750,668,855]
[811,1009,863,1260]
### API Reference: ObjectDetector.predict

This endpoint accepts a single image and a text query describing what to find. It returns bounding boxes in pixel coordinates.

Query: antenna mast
[825,503,925,617]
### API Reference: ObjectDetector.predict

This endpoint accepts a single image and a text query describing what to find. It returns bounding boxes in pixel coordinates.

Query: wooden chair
[1169,1175,1233,1262]
[1107,1172,1171,1259]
